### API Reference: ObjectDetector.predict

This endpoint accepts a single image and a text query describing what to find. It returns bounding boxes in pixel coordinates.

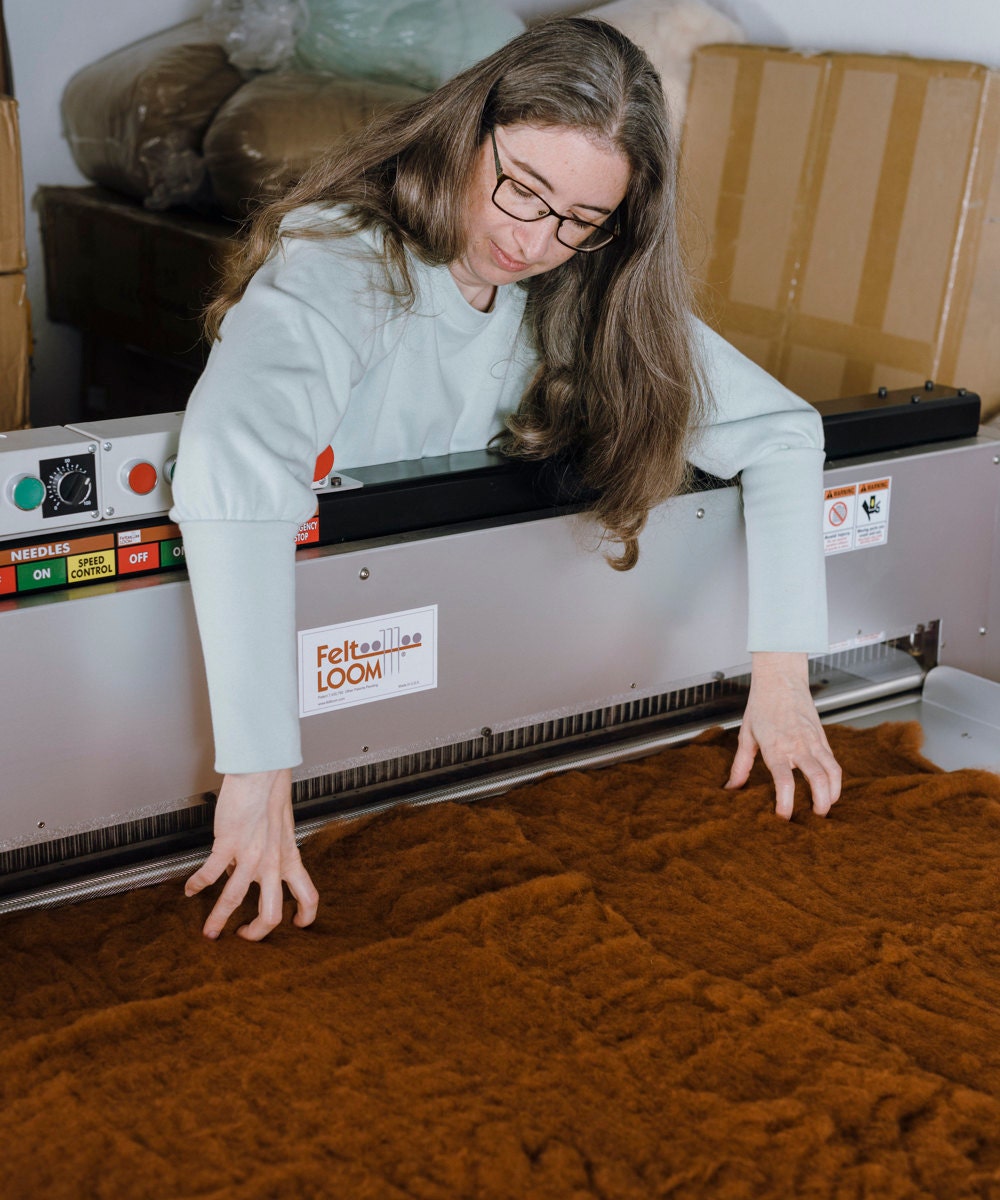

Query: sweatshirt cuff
[179,520,303,774]
[741,447,829,653]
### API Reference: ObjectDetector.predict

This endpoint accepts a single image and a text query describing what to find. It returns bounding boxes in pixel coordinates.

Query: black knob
[56,469,92,505]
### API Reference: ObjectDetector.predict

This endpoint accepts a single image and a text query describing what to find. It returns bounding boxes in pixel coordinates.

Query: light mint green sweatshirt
[171,216,827,774]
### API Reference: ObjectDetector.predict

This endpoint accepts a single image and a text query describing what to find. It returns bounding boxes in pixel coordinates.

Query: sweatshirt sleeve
[687,319,829,654]
[169,235,369,773]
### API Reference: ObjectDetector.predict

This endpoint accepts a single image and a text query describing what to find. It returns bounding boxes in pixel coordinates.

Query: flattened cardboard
[681,46,1000,418]
[1,95,26,273]
[0,271,29,430]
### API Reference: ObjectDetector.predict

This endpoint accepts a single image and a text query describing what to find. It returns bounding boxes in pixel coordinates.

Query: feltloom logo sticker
[298,605,438,716]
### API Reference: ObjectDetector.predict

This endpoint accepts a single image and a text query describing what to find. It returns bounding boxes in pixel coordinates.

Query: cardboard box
[1,95,26,273]
[38,185,233,367]
[681,46,1000,418]
[0,271,29,429]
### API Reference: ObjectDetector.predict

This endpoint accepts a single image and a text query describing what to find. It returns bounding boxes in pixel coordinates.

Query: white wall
[6,0,1000,425]
[715,0,1000,64]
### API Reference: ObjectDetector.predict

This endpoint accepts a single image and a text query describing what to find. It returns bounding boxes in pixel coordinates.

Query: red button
[117,546,155,574]
[313,445,334,482]
[127,462,158,495]
[0,565,16,595]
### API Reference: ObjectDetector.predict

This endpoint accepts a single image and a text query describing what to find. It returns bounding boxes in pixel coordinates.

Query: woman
[171,16,841,941]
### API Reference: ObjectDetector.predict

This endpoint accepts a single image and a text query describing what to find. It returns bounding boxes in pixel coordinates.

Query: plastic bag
[205,72,425,218]
[294,0,524,91]
[204,0,310,74]
[60,21,243,210]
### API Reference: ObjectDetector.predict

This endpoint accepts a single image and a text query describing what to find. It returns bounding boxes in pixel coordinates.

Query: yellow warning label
[67,548,117,582]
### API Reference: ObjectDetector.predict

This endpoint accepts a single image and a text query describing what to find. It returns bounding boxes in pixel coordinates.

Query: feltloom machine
[1,384,999,914]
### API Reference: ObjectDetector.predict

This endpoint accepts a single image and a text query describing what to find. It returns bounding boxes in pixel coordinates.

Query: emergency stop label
[824,478,891,555]
[298,605,438,717]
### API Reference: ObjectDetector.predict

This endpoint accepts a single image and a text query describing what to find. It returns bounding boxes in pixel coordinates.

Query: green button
[159,538,186,569]
[12,475,45,511]
[16,556,68,591]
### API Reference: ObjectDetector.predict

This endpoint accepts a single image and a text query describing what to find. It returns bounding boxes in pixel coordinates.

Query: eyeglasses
[489,129,620,253]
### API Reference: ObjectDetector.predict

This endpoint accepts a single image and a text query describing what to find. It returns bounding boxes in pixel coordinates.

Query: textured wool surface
[2,723,1000,1200]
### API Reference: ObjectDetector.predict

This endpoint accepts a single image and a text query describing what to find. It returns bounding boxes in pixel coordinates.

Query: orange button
[0,565,16,595]
[127,462,158,495]
[313,445,334,482]
[117,545,157,574]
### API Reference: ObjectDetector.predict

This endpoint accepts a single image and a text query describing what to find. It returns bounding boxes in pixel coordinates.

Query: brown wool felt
[2,723,1000,1200]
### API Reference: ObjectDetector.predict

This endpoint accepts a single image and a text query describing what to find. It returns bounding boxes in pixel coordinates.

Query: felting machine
[1,384,999,914]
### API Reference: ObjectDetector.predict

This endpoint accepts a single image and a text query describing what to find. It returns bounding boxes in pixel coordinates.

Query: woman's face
[449,123,631,308]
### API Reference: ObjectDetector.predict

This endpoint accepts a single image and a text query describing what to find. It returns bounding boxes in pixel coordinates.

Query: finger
[769,764,796,820]
[797,754,833,816]
[286,861,320,929]
[811,748,845,816]
[202,868,255,940]
[725,736,758,790]
[237,875,285,942]
[185,848,235,897]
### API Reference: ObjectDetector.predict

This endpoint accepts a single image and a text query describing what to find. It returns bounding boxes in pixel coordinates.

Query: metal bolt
[630,682,637,689]
[103,441,112,451]
[979,627,988,636]
[696,507,705,519]
[481,726,493,738]
[104,506,115,517]
[877,386,888,398]
[331,476,342,487]
[87,444,97,454]
[90,510,101,519]
[924,380,934,391]
[359,567,370,580]
[362,745,369,753]
[37,821,45,829]
[910,394,920,403]
[993,456,999,465]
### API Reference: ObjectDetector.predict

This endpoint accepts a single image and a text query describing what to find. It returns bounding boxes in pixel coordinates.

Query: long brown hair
[205,17,708,568]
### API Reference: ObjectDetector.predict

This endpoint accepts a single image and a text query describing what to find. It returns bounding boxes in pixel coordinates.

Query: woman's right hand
[184,769,319,940]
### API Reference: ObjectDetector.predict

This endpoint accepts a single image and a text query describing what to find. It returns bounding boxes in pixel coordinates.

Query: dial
[53,466,93,506]
[39,453,99,519]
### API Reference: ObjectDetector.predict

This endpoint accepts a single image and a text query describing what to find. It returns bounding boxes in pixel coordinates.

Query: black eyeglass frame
[489,128,620,253]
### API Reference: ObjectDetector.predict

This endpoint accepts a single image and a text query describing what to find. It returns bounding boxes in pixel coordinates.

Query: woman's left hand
[725,650,842,819]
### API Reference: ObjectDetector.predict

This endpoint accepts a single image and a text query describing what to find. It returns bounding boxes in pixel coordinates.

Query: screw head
[979,627,988,636]
[359,567,370,580]
[481,727,493,738]
[696,508,705,519]
[103,441,112,451]
[104,506,115,517]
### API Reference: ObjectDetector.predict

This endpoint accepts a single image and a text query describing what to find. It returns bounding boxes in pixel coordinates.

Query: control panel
[0,414,361,601]
[1,428,102,538]
[67,412,184,523]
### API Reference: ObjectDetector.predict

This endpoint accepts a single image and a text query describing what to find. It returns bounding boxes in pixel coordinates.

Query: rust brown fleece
[1,723,999,1199]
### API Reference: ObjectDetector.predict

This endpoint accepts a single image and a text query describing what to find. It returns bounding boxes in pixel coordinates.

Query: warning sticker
[824,478,891,555]
[298,605,438,717]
